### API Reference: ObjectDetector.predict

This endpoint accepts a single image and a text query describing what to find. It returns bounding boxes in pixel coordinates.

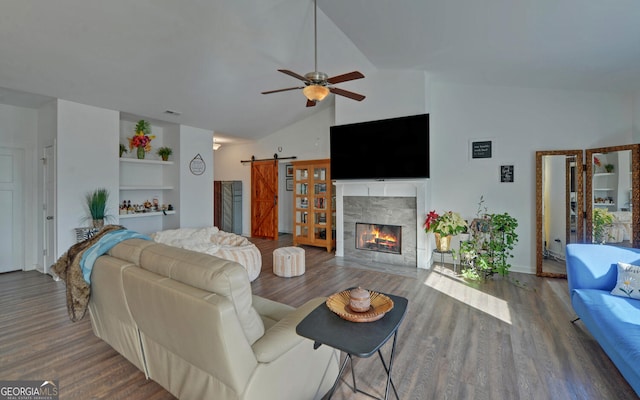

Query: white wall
[214,106,335,235]
[336,70,428,125]
[0,103,39,270]
[178,125,213,228]
[56,100,120,255]
[430,82,633,273]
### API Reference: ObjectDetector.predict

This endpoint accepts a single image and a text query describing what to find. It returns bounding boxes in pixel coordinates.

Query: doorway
[43,145,56,274]
[251,160,278,240]
[0,147,25,273]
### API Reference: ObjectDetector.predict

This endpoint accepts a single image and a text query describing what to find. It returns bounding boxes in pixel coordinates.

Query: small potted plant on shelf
[129,120,155,159]
[119,144,128,158]
[605,163,615,173]
[157,146,173,161]
[424,210,468,252]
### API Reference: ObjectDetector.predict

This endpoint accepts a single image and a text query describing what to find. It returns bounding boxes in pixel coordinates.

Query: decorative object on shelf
[424,210,468,251]
[189,154,206,175]
[157,146,173,161]
[592,208,614,244]
[119,143,128,158]
[326,289,394,323]
[593,155,602,172]
[605,163,615,173]
[85,188,112,228]
[128,119,155,159]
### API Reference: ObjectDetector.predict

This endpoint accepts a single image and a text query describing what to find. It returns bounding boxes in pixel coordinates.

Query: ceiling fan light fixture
[303,84,329,101]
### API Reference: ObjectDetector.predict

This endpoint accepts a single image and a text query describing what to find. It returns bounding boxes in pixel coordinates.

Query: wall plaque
[189,154,206,175]
[500,165,514,182]
[472,141,492,159]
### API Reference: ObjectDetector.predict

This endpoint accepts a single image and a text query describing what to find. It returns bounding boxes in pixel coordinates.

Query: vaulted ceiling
[1,0,640,141]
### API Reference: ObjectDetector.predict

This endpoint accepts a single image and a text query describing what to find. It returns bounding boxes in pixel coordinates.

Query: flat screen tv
[330,114,429,180]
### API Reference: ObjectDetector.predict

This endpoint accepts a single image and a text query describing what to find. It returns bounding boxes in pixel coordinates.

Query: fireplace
[355,223,402,254]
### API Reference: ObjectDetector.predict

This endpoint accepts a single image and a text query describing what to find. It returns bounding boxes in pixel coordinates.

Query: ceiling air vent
[164,109,182,116]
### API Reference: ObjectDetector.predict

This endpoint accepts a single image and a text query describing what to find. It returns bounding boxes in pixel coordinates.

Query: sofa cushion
[108,238,157,265]
[571,288,640,390]
[138,242,265,345]
[611,262,640,300]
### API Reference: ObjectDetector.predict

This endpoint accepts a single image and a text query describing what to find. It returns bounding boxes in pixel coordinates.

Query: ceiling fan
[261,0,365,107]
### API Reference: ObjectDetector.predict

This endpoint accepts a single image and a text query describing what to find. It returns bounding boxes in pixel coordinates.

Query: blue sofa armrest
[566,244,640,293]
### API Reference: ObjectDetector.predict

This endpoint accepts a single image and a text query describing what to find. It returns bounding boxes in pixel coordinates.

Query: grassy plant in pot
[424,210,468,252]
[85,188,111,228]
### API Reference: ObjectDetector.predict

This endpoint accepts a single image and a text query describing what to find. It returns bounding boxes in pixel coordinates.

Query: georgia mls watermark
[0,380,58,400]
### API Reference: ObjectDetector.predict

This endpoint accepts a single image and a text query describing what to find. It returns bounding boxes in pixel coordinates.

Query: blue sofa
[566,243,640,396]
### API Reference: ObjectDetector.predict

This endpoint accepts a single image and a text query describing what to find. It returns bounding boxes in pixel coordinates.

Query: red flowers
[424,210,440,232]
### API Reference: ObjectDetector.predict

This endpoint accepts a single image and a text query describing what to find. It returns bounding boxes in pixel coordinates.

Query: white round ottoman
[273,247,305,277]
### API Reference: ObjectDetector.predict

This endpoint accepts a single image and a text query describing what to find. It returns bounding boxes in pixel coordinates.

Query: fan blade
[306,99,316,107]
[327,71,365,84]
[278,69,309,82]
[261,87,304,95]
[329,87,366,101]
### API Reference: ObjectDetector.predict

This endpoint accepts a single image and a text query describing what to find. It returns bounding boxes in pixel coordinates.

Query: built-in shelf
[593,172,615,177]
[120,158,173,165]
[594,203,616,206]
[119,210,176,219]
[120,185,174,190]
[594,188,614,191]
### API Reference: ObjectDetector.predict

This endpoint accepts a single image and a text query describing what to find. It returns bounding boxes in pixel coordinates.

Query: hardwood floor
[1,235,637,399]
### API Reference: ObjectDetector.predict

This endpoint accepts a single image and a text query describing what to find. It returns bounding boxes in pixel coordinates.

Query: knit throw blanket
[51,225,125,322]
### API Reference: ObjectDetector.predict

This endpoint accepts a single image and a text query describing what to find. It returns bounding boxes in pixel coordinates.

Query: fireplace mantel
[334,179,432,269]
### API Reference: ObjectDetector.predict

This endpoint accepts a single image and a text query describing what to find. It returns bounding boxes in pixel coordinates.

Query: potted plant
[605,163,614,173]
[157,146,173,161]
[119,144,128,158]
[460,196,519,280]
[128,120,155,159]
[593,208,614,244]
[424,210,468,251]
[85,188,112,228]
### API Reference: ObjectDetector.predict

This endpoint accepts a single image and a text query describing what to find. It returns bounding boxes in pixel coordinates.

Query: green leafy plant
[592,208,614,244]
[424,210,468,236]
[459,196,519,280]
[135,119,151,136]
[119,143,128,157]
[156,146,173,161]
[604,164,614,173]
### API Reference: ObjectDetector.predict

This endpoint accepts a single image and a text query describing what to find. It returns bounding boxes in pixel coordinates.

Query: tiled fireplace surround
[335,180,431,269]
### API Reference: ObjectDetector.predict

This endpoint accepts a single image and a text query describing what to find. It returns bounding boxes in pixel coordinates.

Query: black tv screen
[330,114,429,180]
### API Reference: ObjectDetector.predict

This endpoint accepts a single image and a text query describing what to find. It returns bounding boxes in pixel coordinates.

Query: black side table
[296,290,408,400]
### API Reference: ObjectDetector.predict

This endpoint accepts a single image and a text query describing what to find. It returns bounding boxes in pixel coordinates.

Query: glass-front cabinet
[292,159,335,252]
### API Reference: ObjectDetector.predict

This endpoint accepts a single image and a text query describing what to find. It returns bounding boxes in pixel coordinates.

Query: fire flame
[365,227,397,243]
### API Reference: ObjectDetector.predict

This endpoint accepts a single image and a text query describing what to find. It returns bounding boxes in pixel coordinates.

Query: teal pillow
[611,262,640,299]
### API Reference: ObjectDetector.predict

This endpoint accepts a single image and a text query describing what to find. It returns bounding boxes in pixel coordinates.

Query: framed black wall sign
[472,140,492,159]
[500,165,514,182]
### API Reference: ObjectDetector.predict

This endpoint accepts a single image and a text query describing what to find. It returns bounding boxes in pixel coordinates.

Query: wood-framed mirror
[585,144,640,248]
[536,150,583,278]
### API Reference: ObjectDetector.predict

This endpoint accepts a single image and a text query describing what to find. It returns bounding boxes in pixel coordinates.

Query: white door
[43,145,56,274]
[0,147,25,273]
